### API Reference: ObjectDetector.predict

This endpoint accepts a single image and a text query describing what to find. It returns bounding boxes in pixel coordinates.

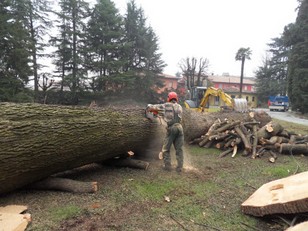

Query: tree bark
[27,177,98,193]
[181,110,271,142]
[103,158,150,170]
[0,103,271,194]
[279,143,308,155]
[257,121,284,140]
[0,103,159,194]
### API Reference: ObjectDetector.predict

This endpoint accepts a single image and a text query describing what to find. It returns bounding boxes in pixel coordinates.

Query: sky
[109,0,299,77]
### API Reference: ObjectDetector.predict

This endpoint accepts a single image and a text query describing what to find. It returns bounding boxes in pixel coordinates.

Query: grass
[273,118,308,135]
[50,205,83,222]
[0,120,307,231]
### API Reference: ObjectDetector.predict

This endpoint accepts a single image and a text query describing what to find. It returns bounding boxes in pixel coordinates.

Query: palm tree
[235,47,252,98]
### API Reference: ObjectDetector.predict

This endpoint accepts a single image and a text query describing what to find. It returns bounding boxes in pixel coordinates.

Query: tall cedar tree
[255,37,289,104]
[267,37,289,95]
[122,0,166,101]
[85,0,124,92]
[50,6,73,101]
[25,0,53,102]
[255,57,277,104]
[285,0,308,113]
[51,0,89,104]
[0,0,32,101]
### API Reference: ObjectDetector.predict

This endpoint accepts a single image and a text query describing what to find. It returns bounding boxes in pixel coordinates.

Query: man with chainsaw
[146,92,184,172]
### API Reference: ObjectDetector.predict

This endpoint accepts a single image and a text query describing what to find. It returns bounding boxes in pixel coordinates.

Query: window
[215,96,219,106]
[246,96,249,102]
[252,96,255,102]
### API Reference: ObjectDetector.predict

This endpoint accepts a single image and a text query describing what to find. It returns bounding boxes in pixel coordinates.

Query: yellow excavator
[184,86,248,112]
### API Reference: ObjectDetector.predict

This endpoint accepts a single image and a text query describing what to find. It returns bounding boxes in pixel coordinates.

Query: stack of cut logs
[189,112,308,161]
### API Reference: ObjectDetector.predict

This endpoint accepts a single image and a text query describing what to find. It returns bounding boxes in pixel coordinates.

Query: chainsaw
[145,104,161,121]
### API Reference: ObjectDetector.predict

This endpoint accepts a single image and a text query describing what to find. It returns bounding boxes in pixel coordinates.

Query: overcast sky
[109,0,299,77]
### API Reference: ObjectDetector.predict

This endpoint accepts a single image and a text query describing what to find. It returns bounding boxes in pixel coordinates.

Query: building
[157,73,258,108]
[208,74,258,108]
[156,73,186,99]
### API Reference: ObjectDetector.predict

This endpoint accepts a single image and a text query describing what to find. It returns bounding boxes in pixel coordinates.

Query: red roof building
[208,74,257,108]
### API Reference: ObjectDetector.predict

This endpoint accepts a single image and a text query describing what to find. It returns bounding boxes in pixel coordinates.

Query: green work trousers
[162,123,184,169]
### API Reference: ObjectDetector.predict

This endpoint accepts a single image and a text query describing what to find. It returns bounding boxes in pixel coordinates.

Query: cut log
[285,221,308,231]
[232,145,238,157]
[0,103,272,194]
[205,118,222,136]
[219,149,233,158]
[198,135,210,147]
[181,109,271,141]
[234,125,252,152]
[241,171,308,217]
[0,205,31,231]
[289,135,308,144]
[215,121,241,134]
[0,103,159,194]
[257,121,284,140]
[204,140,214,148]
[103,157,150,170]
[251,120,258,159]
[279,143,308,155]
[27,177,98,193]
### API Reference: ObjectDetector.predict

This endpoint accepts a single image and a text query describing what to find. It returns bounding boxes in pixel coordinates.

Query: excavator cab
[184,87,208,110]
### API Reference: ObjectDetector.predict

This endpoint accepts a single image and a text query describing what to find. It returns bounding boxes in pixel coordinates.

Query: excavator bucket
[233,98,248,112]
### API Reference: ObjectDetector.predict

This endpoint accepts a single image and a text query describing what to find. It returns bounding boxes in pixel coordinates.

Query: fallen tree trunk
[181,109,271,142]
[0,103,271,194]
[0,103,159,194]
[241,171,308,217]
[27,177,98,193]
[279,143,308,155]
[103,157,150,170]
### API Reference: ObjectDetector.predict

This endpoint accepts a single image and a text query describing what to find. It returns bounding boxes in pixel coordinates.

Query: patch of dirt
[58,202,156,231]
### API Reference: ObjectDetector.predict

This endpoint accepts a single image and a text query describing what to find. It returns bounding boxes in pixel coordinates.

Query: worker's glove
[145,104,158,121]
[146,104,152,111]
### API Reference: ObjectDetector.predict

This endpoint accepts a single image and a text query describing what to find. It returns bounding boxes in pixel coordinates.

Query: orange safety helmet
[167,92,178,102]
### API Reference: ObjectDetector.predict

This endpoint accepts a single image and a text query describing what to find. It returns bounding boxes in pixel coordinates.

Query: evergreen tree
[123,0,165,73]
[267,37,289,95]
[51,0,89,104]
[255,36,290,105]
[285,0,308,113]
[25,0,53,101]
[254,56,276,104]
[121,0,166,101]
[50,5,74,101]
[0,0,32,101]
[85,0,124,92]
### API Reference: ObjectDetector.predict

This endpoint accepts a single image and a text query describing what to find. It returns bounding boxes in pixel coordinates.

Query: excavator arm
[184,86,248,112]
[198,87,234,112]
